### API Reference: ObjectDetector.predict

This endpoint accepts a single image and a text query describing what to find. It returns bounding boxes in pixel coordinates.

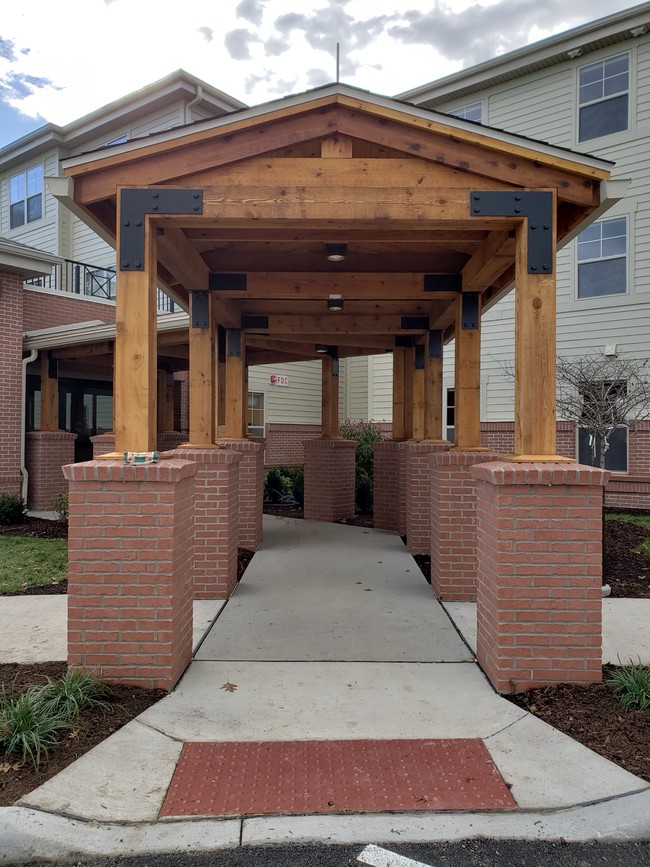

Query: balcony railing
[24,259,177,314]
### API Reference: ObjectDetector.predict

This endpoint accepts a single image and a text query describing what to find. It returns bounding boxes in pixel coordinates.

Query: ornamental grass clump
[607,662,650,711]
[34,670,110,720]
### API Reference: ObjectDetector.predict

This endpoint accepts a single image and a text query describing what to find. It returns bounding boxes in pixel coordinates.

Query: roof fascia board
[60,85,613,177]
[45,176,117,250]
[397,3,650,102]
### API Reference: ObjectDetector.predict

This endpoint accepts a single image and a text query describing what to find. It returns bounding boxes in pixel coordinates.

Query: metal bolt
[152,192,159,199]
[134,260,142,268]
[514,194,522,201]
[193,192,200,199]
[193,204,200,211]
[152,205,159,211]
[123,220,130,227]
[122,260,129,268]
[531,264,538,271]
[473,207,481,214]
[543,264,550,271]
[531,223,537,229]
[136,219,142,227]
[473,194,481,201]
[515,207,521,214]
[544,223,550,230]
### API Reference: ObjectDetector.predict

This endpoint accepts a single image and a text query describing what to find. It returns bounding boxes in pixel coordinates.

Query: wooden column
[403,345,414,440]
[40,353,58,431]
[392,346,407,441]
[225,329,246,438]
[412,344,425,442]
[215,322,226,437]
[114,214,157,453]
[321,353,340,438]
[454,293,482,450]
[514,220,559,459]
[188,291,215,446]
[425,331,444,441]
[157,370,175,432]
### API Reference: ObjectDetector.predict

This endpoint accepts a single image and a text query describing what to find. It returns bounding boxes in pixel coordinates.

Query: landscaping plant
[52,491,69,524]
[0,494,27,526]
[0,688,69,768]
[34,670,110,720]
[264,466,293,503]
[607,662,650,711]
[339,419,384,513]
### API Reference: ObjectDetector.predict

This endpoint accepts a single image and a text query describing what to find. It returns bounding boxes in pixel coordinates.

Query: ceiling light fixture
[325,243,347,262]
[327,294,344,311]
[315,343,329,353]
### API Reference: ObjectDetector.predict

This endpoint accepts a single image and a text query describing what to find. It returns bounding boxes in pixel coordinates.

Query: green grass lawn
[606,512,650,556]
[0,538,68,595]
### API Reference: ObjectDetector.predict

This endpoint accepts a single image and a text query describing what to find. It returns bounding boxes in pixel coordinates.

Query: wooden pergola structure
[57,84,616,459]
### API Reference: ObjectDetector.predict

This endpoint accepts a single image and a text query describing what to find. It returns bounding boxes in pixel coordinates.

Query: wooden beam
[513,214,558,458]
[52,340,114,360]
[453,294,482,450]
[237,299,441,316]
[412,347,425,442]
[392,347,407,441]
[114,211,157,453]
[213,272,459,300]
[403,346,414,440]
[321,355,336,437]
[185,227,487,243]
[39,353,58,431]
[424,334,444,441]
[188,292,215,445]
[462,230,516,292]
[243,314,430,335]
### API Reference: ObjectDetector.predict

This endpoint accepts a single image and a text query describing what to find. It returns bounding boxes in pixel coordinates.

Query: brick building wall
[22,287,116,330]
[0,270,25,496]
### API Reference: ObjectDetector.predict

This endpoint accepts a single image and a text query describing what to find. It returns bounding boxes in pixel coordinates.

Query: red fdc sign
[270,374,289,386]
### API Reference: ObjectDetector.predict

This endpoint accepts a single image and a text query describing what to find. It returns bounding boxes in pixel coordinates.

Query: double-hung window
[577,216,627,299]
[578,53,629,142]
[9,165,43,229]
[450,101,483,123]
[248,392,265,438]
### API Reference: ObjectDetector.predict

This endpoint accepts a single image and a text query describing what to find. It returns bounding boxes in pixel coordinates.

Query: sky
[0,0,645,147]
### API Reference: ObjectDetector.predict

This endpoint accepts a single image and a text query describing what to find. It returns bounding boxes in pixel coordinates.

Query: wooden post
[188,291,215,445]
[321,353,340,438]
[514,217,558,458]
[225,329,246,438]
[216,324,226,437]
[454,293,482,450]
[114,212,157,453]
[404,345,414,440]
[40,353,58,431]
[425,331,444,441]
[392,347,407,441]
[412,344,425,442]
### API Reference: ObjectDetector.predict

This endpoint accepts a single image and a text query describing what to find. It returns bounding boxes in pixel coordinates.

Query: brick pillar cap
[171,447,243,466]
[63,459,197,483]
[471,460,610,487]
[26,430,77,441]
[431,449,503,466]
[304,438,357,450]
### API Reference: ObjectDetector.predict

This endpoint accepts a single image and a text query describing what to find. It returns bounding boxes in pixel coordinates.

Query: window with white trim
[445,388,455,443]
[578,53,629,142]
[577,216,627,299]
[248,391,265,437]
[450,101,482,123]
[9,165,43,229]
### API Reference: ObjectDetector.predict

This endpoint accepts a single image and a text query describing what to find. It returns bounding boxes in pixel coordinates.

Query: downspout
[185,84,203,124]
[21,349,38,504]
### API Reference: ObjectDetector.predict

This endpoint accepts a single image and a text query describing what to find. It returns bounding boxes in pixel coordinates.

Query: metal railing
[24,259,177,314]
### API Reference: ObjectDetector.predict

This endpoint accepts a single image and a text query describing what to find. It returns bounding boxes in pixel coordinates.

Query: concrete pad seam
[482,707,531,738]
[131,717,187,745]
[191,597,236,660]
[439,600,477,659]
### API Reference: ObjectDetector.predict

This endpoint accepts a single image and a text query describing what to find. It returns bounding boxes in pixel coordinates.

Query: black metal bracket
[414,345,425,370]
[401,316,430,330]
[332,357,340,377]
[241,315,269,330]
[119,188,203,271]
[461,293,480,330]
[227,329,241,358]
[47,352,58,379]
[395,336,414,348]
[209,273,247,291]
[191,291,210,329]
[429,330,443,359]
[470,190,553,274]
[424,274,462,292]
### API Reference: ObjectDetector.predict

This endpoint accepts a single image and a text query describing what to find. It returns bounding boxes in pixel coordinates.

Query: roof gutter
[21,350,38,504]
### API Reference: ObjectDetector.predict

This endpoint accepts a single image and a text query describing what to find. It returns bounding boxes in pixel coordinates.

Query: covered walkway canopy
[55,84,621,458]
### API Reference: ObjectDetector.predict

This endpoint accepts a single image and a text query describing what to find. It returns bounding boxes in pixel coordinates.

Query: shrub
[339,419,385,513]
[264,467,293,503]
[607,662,650,711]
[286,465,304,506]
[0,688,69,768]
[0,494,27,526]
[52,491,69,524]
[34,670,110,720]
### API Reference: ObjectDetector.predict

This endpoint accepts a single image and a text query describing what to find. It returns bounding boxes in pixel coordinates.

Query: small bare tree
[555,353,650,469]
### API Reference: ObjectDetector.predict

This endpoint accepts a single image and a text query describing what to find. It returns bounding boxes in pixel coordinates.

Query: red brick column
[430,449,502,601]
[216,438,265,550]
[373,440,402,531]
[173,446,242,598]
[158,431,184,452]
[405,441,451,554]
[91,434,116,457]
[64,459,197,689]
[472,461,608,693]
[304,438,356,522]
[396,442,411,537]
[25,430,77,511]
[0,270,24,497]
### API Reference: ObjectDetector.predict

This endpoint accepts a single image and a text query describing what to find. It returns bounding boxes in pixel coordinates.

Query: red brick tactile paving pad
[161,738,516,817]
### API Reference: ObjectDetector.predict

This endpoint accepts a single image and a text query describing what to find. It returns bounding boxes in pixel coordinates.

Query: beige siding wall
[368,353,393,421]
[343,356,369,420]
[1,151,59,253]
[248,360,323,426]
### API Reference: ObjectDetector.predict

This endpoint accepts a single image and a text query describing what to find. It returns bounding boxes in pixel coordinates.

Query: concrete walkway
[2,516,650,863]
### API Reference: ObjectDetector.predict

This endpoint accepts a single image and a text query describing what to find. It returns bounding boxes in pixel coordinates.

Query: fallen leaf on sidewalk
[221,681,238,692]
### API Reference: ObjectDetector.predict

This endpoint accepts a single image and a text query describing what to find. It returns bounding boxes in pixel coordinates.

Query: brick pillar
[472,462,608,694]
[25,430,77,511]
[64,459,197,689]
[91,434,116,457]
[405,441,451,554]
[158,432,184,452]
[373,440,402,531]
[430,449,502,601]
[216,438,265,550]
[0,270,24,497]
[304,438,356,522]
[396,442,410,537]
[173,447,242,598]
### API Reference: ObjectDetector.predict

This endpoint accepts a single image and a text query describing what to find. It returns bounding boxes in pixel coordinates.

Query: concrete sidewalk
[2,516,649,863]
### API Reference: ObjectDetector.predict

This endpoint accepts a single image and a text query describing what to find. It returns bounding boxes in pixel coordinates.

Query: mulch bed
[0,661,166,807]
[1,512,649,805]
